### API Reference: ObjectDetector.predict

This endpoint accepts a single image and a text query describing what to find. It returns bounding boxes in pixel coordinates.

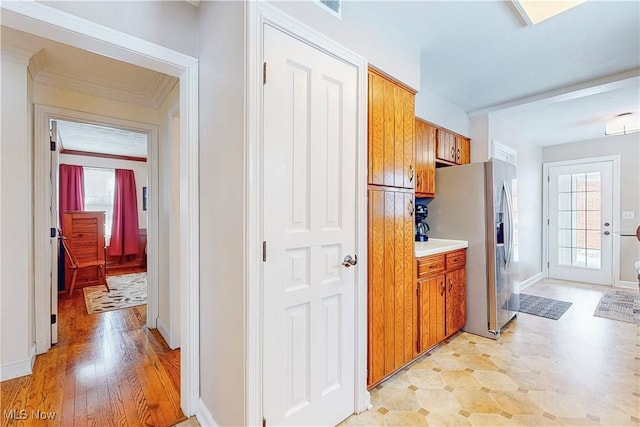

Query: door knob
[604,222,610,227]
[604,231,610,235]
[342,255,357,267]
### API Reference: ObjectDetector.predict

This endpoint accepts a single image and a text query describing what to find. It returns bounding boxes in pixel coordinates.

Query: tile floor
[176,279,639,426]
[342,279,640,426]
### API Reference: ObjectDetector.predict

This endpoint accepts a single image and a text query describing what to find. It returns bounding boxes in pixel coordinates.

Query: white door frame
[2,2,200,416]
[245,3,369,425]
[543,155,621,285]
[35,106,160,332]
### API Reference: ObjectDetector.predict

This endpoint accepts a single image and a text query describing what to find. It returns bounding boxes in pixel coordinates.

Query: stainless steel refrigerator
[428,159,519,339]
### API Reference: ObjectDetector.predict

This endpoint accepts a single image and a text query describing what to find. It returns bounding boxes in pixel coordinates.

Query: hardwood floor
[1,290,184,427]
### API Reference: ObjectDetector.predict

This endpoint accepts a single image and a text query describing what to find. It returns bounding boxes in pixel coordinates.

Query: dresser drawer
[446,249,466,270]
[417,254,445,278]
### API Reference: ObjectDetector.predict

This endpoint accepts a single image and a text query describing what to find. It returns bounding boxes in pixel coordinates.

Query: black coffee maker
[415,204,430,241]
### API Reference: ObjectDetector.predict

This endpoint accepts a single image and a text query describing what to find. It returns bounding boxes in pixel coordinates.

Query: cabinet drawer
[446,250,466,270]
[417,254,445,277]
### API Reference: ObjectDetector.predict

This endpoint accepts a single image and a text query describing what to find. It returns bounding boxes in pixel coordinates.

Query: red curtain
[59,164,85,230]
[108,169,139,257]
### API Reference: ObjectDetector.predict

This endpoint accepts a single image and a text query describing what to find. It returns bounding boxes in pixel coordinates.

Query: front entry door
[263,25,358,426]
[548,160,614,284]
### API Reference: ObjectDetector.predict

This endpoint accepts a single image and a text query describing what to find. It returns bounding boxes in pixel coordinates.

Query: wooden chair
[60,236,110,295]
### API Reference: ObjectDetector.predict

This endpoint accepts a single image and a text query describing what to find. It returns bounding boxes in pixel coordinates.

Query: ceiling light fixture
[605,112,640,136]
[510,0,586,26]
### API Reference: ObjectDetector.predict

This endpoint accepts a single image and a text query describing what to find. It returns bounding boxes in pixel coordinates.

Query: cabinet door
[436,129,455,163]
[415,119,436,196]
[368,188,415,386]
[445,267,466,336]
[418,274,446,353]
[455,136,471,165]
[368,70,415,189]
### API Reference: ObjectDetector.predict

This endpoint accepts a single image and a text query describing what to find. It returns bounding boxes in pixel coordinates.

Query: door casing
[5,1,201,416]
[543,155,621,285]
[246,2,369,424]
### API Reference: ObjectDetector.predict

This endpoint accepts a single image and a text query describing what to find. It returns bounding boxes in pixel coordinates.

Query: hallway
[1,292,183,426]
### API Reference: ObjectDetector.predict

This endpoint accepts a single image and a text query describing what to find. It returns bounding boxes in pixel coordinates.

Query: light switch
[622,211,635,220]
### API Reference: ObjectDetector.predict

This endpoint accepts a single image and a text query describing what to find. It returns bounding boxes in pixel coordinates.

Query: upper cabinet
[368,68,415,189]
[436,129,471,166]
[415,118,436,197]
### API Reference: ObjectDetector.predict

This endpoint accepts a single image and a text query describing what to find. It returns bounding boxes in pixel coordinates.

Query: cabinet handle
[440,280,445,295]
[451,147,455,159]
[408,200,414,217]
[409,165,414,183]
[457,148,461,161]
[448,278,453,293]
[416,174,421,189]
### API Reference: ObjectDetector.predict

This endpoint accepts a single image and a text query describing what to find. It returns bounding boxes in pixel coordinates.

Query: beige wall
[198,1,246,424]
[543,134,640,283]
[1,53,35,378]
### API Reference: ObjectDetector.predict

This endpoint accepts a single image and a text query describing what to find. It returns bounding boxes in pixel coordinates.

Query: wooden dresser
[62,211,106,292]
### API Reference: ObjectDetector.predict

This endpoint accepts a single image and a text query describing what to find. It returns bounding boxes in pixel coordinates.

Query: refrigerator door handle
[503,181,514,269]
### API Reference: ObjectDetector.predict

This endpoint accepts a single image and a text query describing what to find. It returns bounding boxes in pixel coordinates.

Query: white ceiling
[57,120,148,159]
[362,0,640,145]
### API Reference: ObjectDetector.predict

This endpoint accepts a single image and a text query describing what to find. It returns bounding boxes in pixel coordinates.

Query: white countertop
[415,238,469,258]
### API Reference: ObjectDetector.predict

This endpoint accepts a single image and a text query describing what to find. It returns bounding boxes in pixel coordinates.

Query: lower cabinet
[417,249,466,354]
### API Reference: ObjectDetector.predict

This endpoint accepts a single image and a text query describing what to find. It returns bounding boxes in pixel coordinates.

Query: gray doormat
[593,290,640,324]
[519,294,572,320]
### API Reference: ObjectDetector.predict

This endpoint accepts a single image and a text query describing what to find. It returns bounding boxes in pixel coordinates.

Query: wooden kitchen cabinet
[436,129,471,166]
[368,68,415,189]
[415,118,436,197]
[416,249,466,354]
[367,187,416,388]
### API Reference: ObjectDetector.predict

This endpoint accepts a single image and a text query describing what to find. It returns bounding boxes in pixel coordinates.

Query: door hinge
[547,218,550,225]
[547,175,550,182]
[547,261,549,268]
[50,120,57,151]
[262,241,267,262]
[51,314,57,324]
[262,418,266,427]
[263,62,267,85]
[50,227,56,238]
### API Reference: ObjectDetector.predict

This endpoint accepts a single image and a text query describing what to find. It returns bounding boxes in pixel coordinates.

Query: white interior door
[263,25,358,426]
[50,119,59,344]
[548,161,614,284]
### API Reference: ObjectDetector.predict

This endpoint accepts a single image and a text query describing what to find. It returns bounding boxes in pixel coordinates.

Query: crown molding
[33,66,177,108]
[1,36,42,66]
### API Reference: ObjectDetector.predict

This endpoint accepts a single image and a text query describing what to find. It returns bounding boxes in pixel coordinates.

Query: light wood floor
[1,289,184,427]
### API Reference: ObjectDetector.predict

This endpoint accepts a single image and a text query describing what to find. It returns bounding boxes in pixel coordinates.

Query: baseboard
[1,344,36,381]
[196,398,218,427]
[157,317,171,347]
[615,280,638,290]
[519,272,544,291]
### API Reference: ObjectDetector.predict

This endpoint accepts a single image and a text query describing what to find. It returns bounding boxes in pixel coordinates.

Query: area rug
[519,294,573,320]
[593,290,640,325]
[83,272,147,314]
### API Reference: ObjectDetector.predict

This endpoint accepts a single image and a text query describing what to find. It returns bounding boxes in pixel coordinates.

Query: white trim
[0,344,36,382]
[168,102,181,351]
[519,272,544,291]
[542,155,621,285]
[7,2,200,417]
[34,105,160,348]
[491,140,518,166]
[1,2,194,76]
[157,317,171,348]
[196,398,218,427]
[615,281,638,290]
[246,2,369,425]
